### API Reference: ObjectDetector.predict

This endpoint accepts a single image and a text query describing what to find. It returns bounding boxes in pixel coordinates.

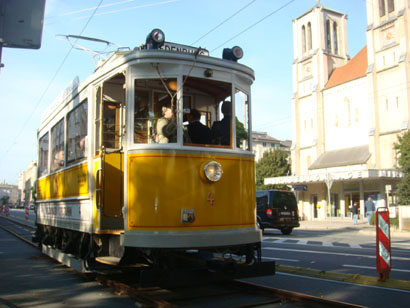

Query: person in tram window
[187,109,212,144]
[156,105,177,143]
[52,150,64,171]
[211,100,231,145]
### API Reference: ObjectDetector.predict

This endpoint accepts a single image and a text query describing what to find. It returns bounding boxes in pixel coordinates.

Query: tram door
[95,73,125,230]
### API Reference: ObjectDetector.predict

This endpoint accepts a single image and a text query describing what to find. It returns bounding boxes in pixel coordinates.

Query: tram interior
[133,76,250,148]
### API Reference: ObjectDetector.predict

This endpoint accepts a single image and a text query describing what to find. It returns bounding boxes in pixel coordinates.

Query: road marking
[262,256,299,262]
[343,264,410,273]
[297,240,308,245]
[276,272,410,293]
[266,238,288,244]
[349,243,362,249]
[263,247,410,261]
[322,242,333,247]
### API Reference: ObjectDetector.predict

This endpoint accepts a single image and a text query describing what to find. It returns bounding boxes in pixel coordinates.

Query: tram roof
[39,45,255,130]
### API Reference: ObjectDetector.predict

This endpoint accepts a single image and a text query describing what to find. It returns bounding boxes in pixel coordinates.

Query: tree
[394,130,410,204]
[255,149,290,190]
[235,117,248,147]
[1,196,9,206]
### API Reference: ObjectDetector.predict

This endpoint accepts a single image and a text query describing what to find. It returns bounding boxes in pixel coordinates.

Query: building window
[380,0,395,17]
[333,22,338,55]
[302,25,306,53]
[326,20,331,50]
[379,0,386,16]
[387,0,395,13]
[307,22,312,51]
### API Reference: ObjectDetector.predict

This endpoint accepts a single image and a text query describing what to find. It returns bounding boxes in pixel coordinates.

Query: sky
[0,0,368,184]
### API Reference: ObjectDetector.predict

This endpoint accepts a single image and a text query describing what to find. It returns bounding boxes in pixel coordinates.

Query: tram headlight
[146,28,165,49]
[203,161,223,182]
[222,46,243,62]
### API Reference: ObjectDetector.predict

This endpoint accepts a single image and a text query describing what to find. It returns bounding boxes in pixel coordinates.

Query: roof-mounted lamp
[222,46,243,62]
[145,29,165,49]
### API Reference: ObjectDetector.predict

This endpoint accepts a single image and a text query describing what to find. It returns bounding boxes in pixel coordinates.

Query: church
[265,0,409,221]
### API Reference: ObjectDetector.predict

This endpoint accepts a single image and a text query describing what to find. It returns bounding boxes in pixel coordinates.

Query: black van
[256,190,300,235]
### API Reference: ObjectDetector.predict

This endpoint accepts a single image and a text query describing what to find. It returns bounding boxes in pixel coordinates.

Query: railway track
[0,216,367,308]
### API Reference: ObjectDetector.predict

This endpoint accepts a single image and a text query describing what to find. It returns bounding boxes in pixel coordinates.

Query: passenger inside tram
[132,77,250,148]
[186,109,212,144]
[211,100,231,146]
[156,105,177,143]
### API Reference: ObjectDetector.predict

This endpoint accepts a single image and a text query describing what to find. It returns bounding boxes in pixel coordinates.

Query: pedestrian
[364,196,375,225]
[352,201,359,225]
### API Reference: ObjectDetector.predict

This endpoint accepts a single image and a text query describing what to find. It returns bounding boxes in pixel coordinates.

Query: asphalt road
[260,229,410,281]
[243,228,410,308]
[3,209,410,307]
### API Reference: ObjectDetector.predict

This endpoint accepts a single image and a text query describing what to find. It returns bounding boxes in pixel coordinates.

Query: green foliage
[1,196,9,206]
[255,149,290,190]
[235,117,248,147]
[394,130,410,204]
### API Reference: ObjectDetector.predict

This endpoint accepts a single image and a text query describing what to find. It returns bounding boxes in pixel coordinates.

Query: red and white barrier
[0,205,3,213]
[376,207,392,281]
[5,205,9,217]
[25,206,29,220]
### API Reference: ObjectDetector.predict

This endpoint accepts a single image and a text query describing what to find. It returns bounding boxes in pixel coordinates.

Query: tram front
[121,34,262,265]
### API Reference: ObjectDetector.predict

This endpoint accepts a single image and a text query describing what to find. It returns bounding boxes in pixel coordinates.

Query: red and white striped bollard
[376,207,392,281]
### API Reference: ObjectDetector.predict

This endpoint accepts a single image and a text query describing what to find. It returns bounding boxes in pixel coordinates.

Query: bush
[370,212,399,229]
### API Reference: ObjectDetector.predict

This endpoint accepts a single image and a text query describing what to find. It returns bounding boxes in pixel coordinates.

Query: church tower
[365,0,410,169]
[291,3,349,175]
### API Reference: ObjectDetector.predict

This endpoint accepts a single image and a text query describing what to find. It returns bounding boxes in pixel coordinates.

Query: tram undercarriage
[33,224,274,286]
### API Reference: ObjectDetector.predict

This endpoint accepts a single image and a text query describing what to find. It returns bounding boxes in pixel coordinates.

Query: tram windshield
[133,77,250,150]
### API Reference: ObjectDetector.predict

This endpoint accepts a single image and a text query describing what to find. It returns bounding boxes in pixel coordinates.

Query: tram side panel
[36,163,92,232]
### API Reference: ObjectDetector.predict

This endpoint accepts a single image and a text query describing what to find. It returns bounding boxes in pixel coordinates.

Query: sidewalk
[298,219,410,238]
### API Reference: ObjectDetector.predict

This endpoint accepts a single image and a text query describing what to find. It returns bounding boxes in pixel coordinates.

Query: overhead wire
[190,0,257,46]
[211,0,296,52]
[0,0,105,167]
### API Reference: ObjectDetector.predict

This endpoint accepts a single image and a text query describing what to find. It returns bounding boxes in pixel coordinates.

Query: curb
[276,264,410,291]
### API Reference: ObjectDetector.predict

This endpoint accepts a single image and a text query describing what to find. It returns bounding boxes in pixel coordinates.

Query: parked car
[256,190,300,235]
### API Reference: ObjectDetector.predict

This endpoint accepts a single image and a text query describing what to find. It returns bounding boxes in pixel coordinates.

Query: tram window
[67,100,88,163]
[38,133,49,176]
[134,89,151,143]
[51,119,65,172]
[182,77,232,147]
[235,89,250,150]
[102,98,121,149]
[133,78,177,144]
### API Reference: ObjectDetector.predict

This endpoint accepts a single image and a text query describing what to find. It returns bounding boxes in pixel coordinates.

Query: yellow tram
[34,29,272,280]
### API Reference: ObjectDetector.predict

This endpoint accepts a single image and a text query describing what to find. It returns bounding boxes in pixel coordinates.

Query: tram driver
[211,101,231,146]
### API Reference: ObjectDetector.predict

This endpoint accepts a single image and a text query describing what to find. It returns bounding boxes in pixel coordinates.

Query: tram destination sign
[161,42,209,56]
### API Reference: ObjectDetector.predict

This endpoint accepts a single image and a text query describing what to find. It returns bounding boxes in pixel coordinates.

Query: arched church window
[379,0,386,17]
[333,22,338,55]
[387,0,395,13]
[326,20,331,51]
[307,22,312,50]
[302,25,306,53]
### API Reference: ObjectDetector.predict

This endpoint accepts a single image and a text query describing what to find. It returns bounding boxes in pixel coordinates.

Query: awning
[264,169,403,186]
[309,145,370,169]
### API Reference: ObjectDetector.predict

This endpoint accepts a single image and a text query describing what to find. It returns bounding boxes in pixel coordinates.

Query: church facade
[265,0,409,221]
